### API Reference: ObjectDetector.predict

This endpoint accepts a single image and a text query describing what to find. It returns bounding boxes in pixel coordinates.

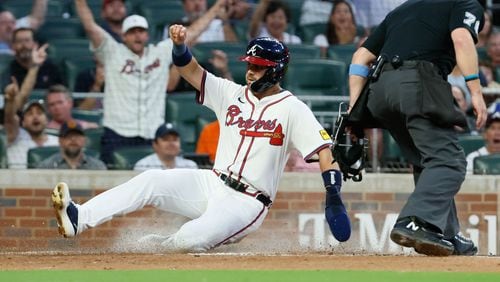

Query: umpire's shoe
[449,233,478,256]
[390,216,454,256]
[52,182,79,237]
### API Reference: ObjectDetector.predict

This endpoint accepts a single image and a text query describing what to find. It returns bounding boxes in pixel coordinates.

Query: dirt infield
[1,253,500,272]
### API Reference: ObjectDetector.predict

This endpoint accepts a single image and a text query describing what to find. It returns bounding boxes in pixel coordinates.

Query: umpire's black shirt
[363,0,484,76]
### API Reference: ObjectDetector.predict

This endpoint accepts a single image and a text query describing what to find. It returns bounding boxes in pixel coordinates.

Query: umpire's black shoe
[449,233,478,256]
[390,216,454,256]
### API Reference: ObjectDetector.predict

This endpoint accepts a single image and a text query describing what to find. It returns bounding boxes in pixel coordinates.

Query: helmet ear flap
[250,63,288,93]
[250,67,275,93]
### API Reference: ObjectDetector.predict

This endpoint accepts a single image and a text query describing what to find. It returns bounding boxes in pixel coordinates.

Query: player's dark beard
[63,147,82,159]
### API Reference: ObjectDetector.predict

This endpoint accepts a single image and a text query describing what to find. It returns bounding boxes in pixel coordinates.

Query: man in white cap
[73,0,227,167]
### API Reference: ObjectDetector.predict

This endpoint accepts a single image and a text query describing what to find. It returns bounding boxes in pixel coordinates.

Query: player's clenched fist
[169,25,187,45]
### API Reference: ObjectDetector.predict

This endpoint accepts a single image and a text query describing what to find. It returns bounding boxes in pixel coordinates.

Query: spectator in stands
[100,0,127,42]
[0,0,48,55]
[448,66,472,109]
[351,0,405,31]
[465,105,500,173]
[1,28,63,91]
[227,0,253,22]
[313,0,359,58]
[74,56,104,110]
[299,0,334,26]
[249,0,302,44]
[477,10,493,48]
[451,85,477,135]
[37,120,107,169]
[169,49,233,93]
[45,84,99,131]
[195,120,219,164]
[479,61,500,88]
[2,40,48,112]
[164,0,238,44]
[73,0,225,165]
[486,32,500,67]
[4,78,58,169]
[134,123,198,171]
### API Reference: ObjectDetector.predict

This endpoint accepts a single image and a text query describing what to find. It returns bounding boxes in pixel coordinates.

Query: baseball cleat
[52,182,79,237]
[390,216,454,256]
[449,233,478,256]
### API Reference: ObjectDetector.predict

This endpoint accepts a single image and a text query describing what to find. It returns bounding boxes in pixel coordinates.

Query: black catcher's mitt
[331,105,369,182]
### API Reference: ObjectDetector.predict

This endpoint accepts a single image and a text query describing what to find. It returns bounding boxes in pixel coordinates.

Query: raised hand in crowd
[209,49,233,80]
[14,43,50,109]
[30,43,49,67]
[3,77,21,143]
[4,77,20,103]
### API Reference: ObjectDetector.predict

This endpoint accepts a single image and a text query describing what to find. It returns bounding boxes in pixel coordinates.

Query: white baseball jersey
[198,71,332,200]
[7,129,59,169]
[92,32,173,139]
[70,70,332,252]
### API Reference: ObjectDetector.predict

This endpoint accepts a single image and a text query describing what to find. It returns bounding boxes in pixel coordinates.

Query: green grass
[1,270,499,282]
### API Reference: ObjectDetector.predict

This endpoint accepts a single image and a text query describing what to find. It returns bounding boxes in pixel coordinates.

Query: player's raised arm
[74,0,105,48]
[169,24,206,91]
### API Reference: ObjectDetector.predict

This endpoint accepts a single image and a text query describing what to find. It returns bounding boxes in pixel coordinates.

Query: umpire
[348,0,488,256]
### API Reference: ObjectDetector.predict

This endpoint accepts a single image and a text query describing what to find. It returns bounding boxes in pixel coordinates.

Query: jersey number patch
[463,11,480,35]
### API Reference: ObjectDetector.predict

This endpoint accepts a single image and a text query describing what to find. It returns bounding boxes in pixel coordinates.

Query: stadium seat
[0,129,8,169]
[72,109,103,126]
[380,130,410,172]
[182,152,212,169]
[298,23,327,44]
[69,0,133,23]
[457,135,485,156]
[227,60,248,85]
[27,146,59,168]
[166,93,216,153]
[286,0,304,29]
[0,54,13,81]
[477,47,489,62]
[28,89,47,102]
[37,19,86,41]
[327,44,357,68]
[381,130,405,163]
[111,146,153,170]
[27,146,100,168]
[356,25,367,37]
[137,1,185,41]
[232,20,250,42]
[176,121,198,154]
[473,154,500,175]
[3,0,64,18]
[48,39,93,65]
[287,44,321,60]
[192,42,247,65]
[166,92,216,124]
[83,127,103,155]
[62,57,96,91]
[283,59,347,96]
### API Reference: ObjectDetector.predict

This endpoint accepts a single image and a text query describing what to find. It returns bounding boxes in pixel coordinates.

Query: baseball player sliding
[51,25,351,252]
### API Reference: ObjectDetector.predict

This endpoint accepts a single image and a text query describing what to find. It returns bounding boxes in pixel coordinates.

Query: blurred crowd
[0,0,498,174]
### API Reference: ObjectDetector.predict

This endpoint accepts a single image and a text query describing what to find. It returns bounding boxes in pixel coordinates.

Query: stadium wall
[0,170,498,255]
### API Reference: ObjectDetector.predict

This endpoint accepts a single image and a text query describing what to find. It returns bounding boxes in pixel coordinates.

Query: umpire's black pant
[367,61,466,238]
